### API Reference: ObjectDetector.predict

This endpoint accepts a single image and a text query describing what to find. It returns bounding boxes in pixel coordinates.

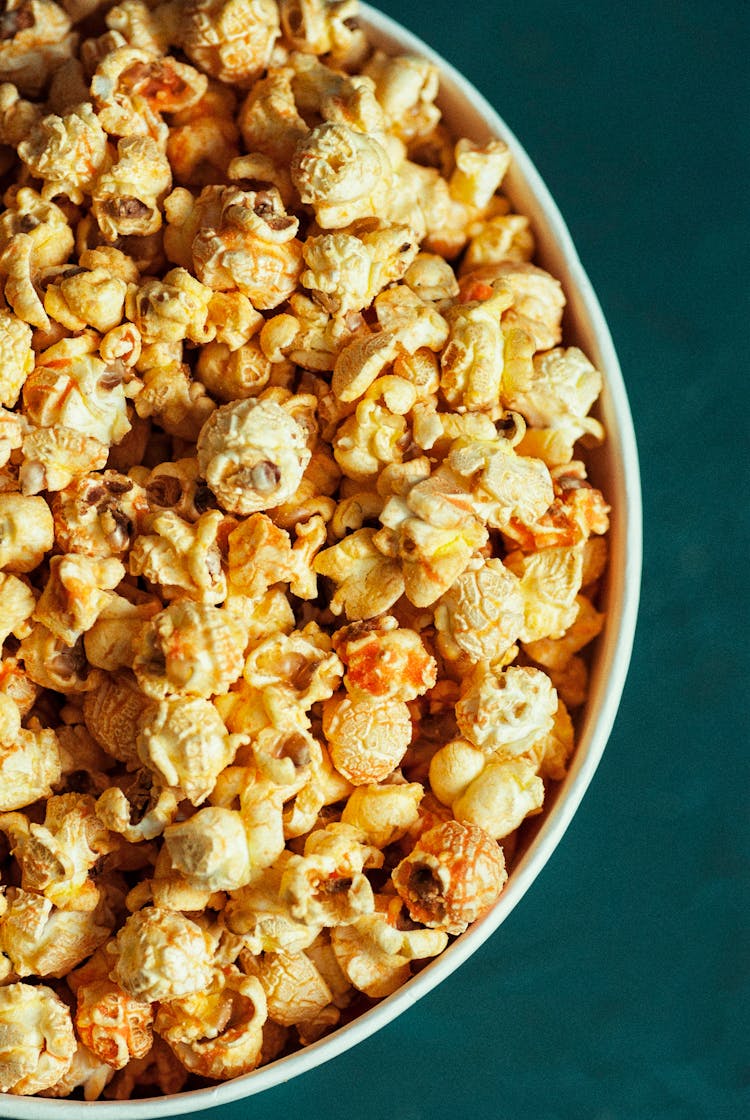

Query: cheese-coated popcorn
[75,978,153,1070]
[137,696,240,804]
[0,692,61,810]
[0,492,53,571]
[0,306,33,408]
[0,0,612,1092]
[452,756,544,839]
[197,397,311,515]
[434,558,524,664]
[181,0,280,87]
[455,663,558,757]
[392,819,507,935]
[322,692,412,785]
[109,905,215,1002]
[0,0,76,98]
[0,982,76,1095]
[155,968,267,1079]
[18,103,107,204]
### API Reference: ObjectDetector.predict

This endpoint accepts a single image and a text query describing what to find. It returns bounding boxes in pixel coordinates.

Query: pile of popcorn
[0,0,610,1101]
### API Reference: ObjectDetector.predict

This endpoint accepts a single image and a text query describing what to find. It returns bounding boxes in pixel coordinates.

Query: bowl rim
[3,5,641,1116]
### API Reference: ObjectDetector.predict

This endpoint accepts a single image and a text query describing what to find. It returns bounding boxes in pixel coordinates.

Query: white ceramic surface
[2,5,641,1116]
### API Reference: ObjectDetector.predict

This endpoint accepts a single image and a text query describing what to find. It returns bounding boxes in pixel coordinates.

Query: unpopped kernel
[0,0,609,1100]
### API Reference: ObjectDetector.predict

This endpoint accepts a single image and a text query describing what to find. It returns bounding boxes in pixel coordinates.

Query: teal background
[193,3,749,1118]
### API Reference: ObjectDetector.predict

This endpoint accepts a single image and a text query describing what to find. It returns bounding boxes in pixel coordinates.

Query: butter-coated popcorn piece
[0,692,61,810]
[524,593,605,672]
[403,251,460,304]
[181,0,280,87]
[291,122,393,230]
[109,906,214,1002]
[224,852,322,954]
[314,526,404,619]
[75,978,153,1071]
[0,80,43,146]
[83,587,161,671]
[33,553,125,646]
[0,583,30,649]
[167,80,240,187]
[0,1,77,98]
[503,345,603,433]
[196,337,273,401]
[19,622,102,693]
[83,672,154,765]
[0,186,74,270]
[134,599,246,699]
[164,805,252,891]
[105,0,180,55]
[20,424,109,494]
[95,770,178,842]
[485,260,565,352]
[449,138,510,210]
[24,334,131,447]
[331,907,448,999]
[0,886,113,978]
[428,738,487,807]
[92,134,172,242]
[129,509,226,604]
[38,1041,114,1101]
[340,781,423,848]
[392,819,507,935]
[238,64,307,166]
[434,558,524,664]
[279,0,365,66]
[18,104,108,205]
[127,268,215,347]
[243,947,332,1028]
[525,698,575,781]
[440,283,513,412]
[302,220,419,315]
[137,696,240,804]
[90,46,206,141]
[279,822,381,928]
[322,691,412,785]
[0,405,26,467]
[243,623,344,725]
[134,360,215,443]
[44,266,129,335]
[155,968,267,1079]
[197,397,311,515]
[0,492,53,571]
[103,1035,188,1101]
[0,982,76,1095]
[447,435,554,533]
[0,306,33,408]
[333,395,407,483]
[455,663,558,757]
[504,544,584,642]
[0,656,40,717]
[363,49,440,142]
[334,614,437,702]
[52,470,148,559]
[452,756,544,840]
[462,211,535,272]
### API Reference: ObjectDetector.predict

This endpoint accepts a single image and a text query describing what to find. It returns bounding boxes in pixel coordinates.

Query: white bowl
[4,5,641,1116]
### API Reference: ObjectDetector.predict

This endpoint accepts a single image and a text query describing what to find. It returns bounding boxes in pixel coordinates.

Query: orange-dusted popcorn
[333,614,437,702]
[181,0,280,88]
[392,819,507,935]
[322,691,412,785]
[75,978,154,1070]
[133,599,246,699]
[0,0,77,98]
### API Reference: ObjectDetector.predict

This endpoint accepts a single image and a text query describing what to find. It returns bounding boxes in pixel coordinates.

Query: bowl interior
[3,6,641,1117]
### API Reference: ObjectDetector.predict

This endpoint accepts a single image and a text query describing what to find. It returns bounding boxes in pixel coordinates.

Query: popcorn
[0,982,76,1095]
[0,2,611,1096]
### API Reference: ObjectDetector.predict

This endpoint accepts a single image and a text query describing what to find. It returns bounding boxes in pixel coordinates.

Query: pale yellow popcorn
[526,698,575,781]
[242,622,344,728]
[196,337,273,402]
[0,692,61,810]
[95,770,178,842]
[237,64,307,166]
[524,593,605,672]
[315,527,405,620]
[440,283,514,412]
[134,599,247,699]
[0,306,33,408]
[0,80,43,146]
[447,435,554,533]
[20,424,110,495]
[38,1041,114,1101]
[32,553,125,646]
[164,805,252,891]
[44,267,129,335]
[105,0,180,55]
[279,0,366,67]
[0,792,114,911]
[0,405,26,465]
[0,492,53,571]
[503,344,603,432]
[452,756,544,839]
[82,672,153,765]
[167,80,241,187]
[0,573,35,645]
[449,138,510,210]
[333,395,407,483]
[363,49,440,142]
[385,157,468,258]
[455,663,558,757]
[129,509,227,604]
[428,738,487,807]
[109,906,215,1002]
[224,852,322,954]
[488,260,565,351]
[137,696,241,803]
[92,134,172,242]
[0,1,77,98]
[181,0,280,87]
[127,268,215,347]
[51,470,148,559]
[291,122,393,229]
[505,544,585,642]
[18,104,108,204]
[302,220,419,315]
[331,908,448,999]
[244,947,333,1029]
[434,558,524,664]
[340,782,423,848]
[333,614,437,702]
[322,691,412,785]
[24,334,131,447]
[279,822,382,928]
[197,396,312,515]
[83,587,161,671]
[134,360,215,443]
[404,251,460,303]
[0,887,112,978]
[289,51,386,134]
[0,186,74,269]
[18,623,102,694]
[155,968,267,1080]
[462,211,535,272]
[0,982,76,1096]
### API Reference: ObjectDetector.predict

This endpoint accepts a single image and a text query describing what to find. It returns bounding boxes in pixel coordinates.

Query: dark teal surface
[202,3,749,1118]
